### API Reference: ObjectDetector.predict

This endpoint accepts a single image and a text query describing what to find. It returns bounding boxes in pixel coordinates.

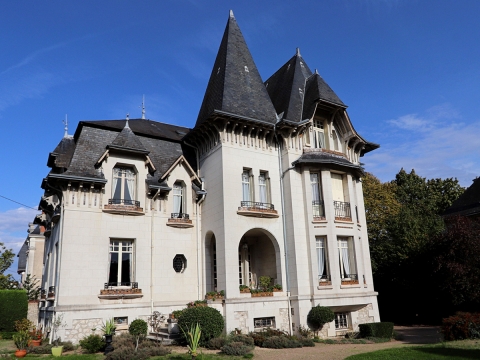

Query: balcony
[103,199,144,216]
[167,213,193,228]
[312,200,326,221]
[237,201,279,218]
[40,289,46,300]
[318,274,331,286]
[334,201,352,221]
[99,282,143,299]
[47,286,55,299]
[341,273,359,285]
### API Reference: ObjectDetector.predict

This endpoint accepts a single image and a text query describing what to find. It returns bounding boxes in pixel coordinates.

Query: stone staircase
[147,321,181,345]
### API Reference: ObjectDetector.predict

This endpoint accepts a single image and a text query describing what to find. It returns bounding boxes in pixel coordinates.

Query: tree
[22,274,41,301]
[306,306,334,336]
[0,242,18,290]
[129,319,148,351]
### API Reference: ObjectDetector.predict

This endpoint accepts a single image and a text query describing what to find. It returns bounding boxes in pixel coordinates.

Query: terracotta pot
[15,349,27,358]
[31,339,42,346]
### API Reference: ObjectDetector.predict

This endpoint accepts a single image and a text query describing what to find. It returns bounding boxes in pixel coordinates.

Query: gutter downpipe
[183,140,204,300]
[150,188,161,314]
[274,119,293,336]
[46,183,64,345]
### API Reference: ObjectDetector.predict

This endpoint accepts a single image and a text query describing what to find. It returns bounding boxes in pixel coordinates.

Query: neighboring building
[444,177,480,220]
[35,11,380,342]
[17,223,45,284]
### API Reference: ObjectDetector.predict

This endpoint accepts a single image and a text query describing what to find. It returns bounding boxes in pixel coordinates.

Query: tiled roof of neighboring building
[195,11,277,127]
[444,177,480,217]
[265,50,313,122]
[17,241,28,274]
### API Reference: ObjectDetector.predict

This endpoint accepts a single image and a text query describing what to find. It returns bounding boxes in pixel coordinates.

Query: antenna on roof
[141,95,146,119]
[125,113,130,128]
[296,47,301,56]
[62,114,68,138]
[229,9,235,18]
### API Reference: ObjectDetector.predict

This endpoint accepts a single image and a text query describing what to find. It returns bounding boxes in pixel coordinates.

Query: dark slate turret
[264,48,313,122]
[195,10,277,127]
[108,120,148,154]
[302,70,346,120]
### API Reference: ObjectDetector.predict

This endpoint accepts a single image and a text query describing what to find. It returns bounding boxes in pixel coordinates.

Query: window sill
[237,208,279,218]
[99,288,143,299]
[312,218,327,223]
[334,218,353,224]
[317,284,333,290]
[103,204,144,216]
[167,218,194,228]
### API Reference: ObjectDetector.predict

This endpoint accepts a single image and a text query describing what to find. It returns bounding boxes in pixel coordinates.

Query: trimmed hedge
[0,331,17,340]
[359,322,394,339]
[177,306,224,346]
[441,312,480,341]
[0,290,27,332]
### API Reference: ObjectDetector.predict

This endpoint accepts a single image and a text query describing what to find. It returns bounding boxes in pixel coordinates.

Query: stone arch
[238,228,282,289]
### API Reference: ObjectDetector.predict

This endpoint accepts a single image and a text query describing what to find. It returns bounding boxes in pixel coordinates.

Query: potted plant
[13,330,30,358]
[102,318,116,354]
[273,284,283,292]
[239,285,250,293]
[30,325,43,346]
[50,313,67,357]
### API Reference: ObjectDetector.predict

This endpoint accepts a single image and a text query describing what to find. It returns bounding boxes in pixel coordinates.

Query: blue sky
[1,0,480,277]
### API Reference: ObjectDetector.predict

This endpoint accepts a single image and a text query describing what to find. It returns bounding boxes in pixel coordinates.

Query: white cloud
[365,104,480,187]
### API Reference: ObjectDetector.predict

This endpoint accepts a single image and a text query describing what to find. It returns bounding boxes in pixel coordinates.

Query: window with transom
[112,167,136,204]
[108,240,134,286]
[335,312,349,330]
[313,118,326,149]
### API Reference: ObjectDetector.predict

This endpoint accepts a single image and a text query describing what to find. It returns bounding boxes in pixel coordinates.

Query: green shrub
[221,341,254,356]
[28,341,75,354]
[207,336,226,350]
[177,306,224,346]
[248,332,266,347]
[441,312,480,341]
[298,337,315,347]
[106,347,149,360]
[307,306,335,336]
[129,319,148,351]
[0,332,16,340]
[229,334,254,346]
[0,290,27,332]
[105,332,169,360]
[358,322,394,339]
[79,334,105,353]
[262,335,302,349]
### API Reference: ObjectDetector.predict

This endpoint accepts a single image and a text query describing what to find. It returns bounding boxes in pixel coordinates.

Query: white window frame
[335,312,349,330]
[313,118,326,149]
[108,239,134,286]
[239,244,252,287]
[316,237,329,281]
[173,182,186,215]
[112,166,136,203]
[337,237,357,280]
[310,173,324,217]
[254,317,275,329]
[242,169,253,202]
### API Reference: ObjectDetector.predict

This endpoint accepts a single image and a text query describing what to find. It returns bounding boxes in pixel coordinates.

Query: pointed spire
[141,95,146,119]
[229,9,235,18]
[296,47,301,56]
[125,113,130,128]
[315,69,319,75]
[195,11,277,127]
[63,114,68,138]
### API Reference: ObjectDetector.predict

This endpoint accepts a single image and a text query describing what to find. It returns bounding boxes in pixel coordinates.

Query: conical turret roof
[195,11,277,127]
[109,121,148,154]
[265,49,313,122]
[302,71,346,119]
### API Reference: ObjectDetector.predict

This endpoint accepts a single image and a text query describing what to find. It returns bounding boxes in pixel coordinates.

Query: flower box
[251,291,273,297]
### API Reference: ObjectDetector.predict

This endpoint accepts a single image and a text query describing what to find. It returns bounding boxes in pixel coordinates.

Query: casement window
[239,244,252,287]
[313,118,326,149]
[310,173,325,217]
[173,182,185,215]
[108,240,134,286]
[337,237,357,280]
[254,317,275,329]
[112,167,136,204]
[316,237,329,281]
[335,312,349,330]
[258,171,271,205]
[242,170,253,202]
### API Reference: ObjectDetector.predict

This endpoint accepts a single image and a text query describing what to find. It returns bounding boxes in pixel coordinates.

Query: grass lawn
[345,340,480,360]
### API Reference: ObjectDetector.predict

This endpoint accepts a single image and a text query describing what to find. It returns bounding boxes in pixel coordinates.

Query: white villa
[24,11,380,342]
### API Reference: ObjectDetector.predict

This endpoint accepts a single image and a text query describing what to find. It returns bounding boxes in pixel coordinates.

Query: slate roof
[292,150,363,176]
[49,120,196,185]
[47,136,75,170]
[444,177,480,217]
[195,11,277,127]
[265,50,313,122]
[17,241,28,274]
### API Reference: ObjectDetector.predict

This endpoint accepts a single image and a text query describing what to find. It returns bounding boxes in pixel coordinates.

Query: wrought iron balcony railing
[104,282,138,290]
[312,200,325,218]
[334,201,351,220]
[341,273,358,280]
[240,201,275,210]
[48,286,55,293]
[171,213,189,220]
[108,199,140,207]
[41,289,46,299]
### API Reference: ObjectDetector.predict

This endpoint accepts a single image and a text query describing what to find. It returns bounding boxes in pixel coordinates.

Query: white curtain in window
[173,184,182,213]
[318,131,325,148]
[310,173,319,201]
[339,239,351,277]
[259,174,267,204]
[125,169,135,201]
[242,172,250,202]
[316,238,325,278]
[112,168,121,200]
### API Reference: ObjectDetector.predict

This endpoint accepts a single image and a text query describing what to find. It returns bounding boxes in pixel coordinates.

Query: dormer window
[313,119,325,149]
[173,182,185,216]
[112,167,136,205]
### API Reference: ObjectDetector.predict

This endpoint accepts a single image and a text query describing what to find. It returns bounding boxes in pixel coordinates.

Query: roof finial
[296,47,301,56]
[315,68,319,74]
[141,95,146,119]
[125,113,130,128]
[62,114,68,138]
[229,9,235,18]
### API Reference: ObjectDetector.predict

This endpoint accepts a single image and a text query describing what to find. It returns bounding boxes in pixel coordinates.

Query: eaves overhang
[45,173,107,184]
